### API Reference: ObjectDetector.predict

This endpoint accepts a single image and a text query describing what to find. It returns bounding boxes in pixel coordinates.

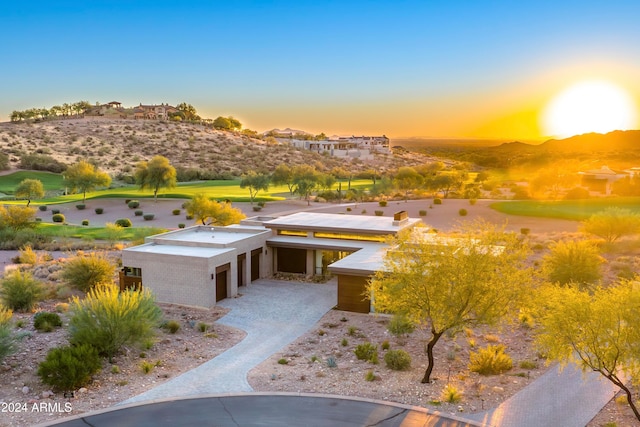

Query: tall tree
[176,102,200,121]
[134,155,177,202]
[367,223,531,383]
[534,280,640,421]
[14,179,45,206]
[63,161,111,203]
[580,207,640,245]
[393,166,423,202]
[239,171,270,205]
[272,164,294,194]
[184,193,245,225]
[292,165,320,206]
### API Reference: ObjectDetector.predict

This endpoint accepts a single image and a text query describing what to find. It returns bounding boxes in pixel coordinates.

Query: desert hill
[0,119,430,178]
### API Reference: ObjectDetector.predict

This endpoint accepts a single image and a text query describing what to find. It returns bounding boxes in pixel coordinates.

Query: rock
[492,386,504,393]
[42,391,53,399]
[22,386,30,394]
[78,387,87,394]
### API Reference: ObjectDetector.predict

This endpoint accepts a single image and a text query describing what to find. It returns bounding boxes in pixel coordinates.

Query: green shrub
[469,344,513,375]
[355,342,378,363]
[0,306,12,326]
[327,356,337,368]
[34,312,62,332]
[458,208,468,216]
[381,340,390,350]
[185,214,194,220]
[257,201,266,208]
[365,370,377,381]
[419,210,427,216]
[384,349,412,370]
[18,245,38,265]
[162,320,180,334]
[378,200,387,207]
[433,198,442,204]
[519,360,537,370]
[39,205,47,211]
[128,200,140,209]
[520,228,530,235]
[346,207,352,212]
[51,209,60,215]
[79,219,88,226]
[60,253,115,292]
[388,314,415,337]
[134,210,143,216]
[198,322,209,333]
[37,344,102,391]
[0,324,20,362]
[95,208,104,214]
[374,210,384,216]
[52,213,65,223]
[140,360,155,374]
[253,206,262,212]
[172,209,181,215]
[143,214,154,221]
[69,284,163,359]
[178,223,186,228]
[76,204,85,210]
[469,198,477,205]
[0,270,44,312]
[277,358,288,365]
[115,218,132,227]
[341,338,348,347]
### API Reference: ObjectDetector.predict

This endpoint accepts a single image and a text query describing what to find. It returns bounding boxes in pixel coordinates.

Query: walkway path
[468,363,619,427]
[122,279,337,403]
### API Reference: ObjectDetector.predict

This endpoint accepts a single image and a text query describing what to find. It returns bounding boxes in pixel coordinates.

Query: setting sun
[541,80,637,138]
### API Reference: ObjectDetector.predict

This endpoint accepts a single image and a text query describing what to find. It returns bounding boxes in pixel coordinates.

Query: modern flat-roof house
[121,211,421,312]
[578,165,627,195]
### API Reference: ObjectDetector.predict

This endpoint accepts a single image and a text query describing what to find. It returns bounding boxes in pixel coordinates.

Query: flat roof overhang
[263,212,421,235]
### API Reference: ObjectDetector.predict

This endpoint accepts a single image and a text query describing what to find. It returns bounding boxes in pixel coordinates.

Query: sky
[2,0,640,140]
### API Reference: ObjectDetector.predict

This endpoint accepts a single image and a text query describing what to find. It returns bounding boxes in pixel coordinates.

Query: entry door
[215,264,230,302]
[237,253,247,287]
[251,248,261,281]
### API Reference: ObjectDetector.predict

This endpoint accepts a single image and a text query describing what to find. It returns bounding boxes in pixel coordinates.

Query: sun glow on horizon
[542,80,637,138]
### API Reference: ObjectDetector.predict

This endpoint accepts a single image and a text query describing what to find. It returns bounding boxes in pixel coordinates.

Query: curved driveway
[123,279,337,402]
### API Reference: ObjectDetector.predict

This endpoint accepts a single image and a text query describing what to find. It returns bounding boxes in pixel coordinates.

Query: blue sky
[2,1,639,138]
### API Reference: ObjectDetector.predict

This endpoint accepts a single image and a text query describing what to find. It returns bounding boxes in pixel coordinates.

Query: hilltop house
[578,166,628,195]
[121,211,420,312]
[290,135,390,160]
[134,103,179,120]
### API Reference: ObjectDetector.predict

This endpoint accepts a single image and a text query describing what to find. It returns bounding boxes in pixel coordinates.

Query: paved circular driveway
[36,393,486,427]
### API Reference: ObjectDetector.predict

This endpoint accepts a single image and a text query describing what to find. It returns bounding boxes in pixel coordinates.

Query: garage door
[276,247,306,274]
[337,274,370,313]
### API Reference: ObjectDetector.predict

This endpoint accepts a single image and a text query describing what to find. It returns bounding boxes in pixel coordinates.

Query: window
[313,232,386,242]
[277,229,308,237]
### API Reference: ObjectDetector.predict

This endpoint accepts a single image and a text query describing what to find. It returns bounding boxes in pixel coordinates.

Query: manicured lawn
[490,198,640,220]
[0,171,65,194]
[35,223,167,241]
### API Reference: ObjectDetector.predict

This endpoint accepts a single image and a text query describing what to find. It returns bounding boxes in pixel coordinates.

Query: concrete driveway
[122,278,337,403]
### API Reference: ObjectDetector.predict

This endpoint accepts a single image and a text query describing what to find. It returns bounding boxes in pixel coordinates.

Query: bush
[52,213,65,223]
[469,198,477,205]
[0,324,19,362]
[82,219,89,226]
[37,344,102,391]
[34,312,63,332]
[185,214,194,220]
[355,342,378,364]
[381,340,390,350]
[172,209,181,215]
[441,384,463,403]
[51,209,60,215]
[459,208,468,216]
[378,200,387,207]
[115,218,132,227]
[520,228,530,235]
[374,210,384,216]
[95,208,104,214]
[162,320,180,334]
[76,204,85,210]
[18,245,38,265]
[388,314,415,337]
[433,198,442,205]
[419,210,427,217]
[257,201,266,208]
[365,370,377,381]
[178,223,186,229]
[0,306,12,326]
[469,344,513,375]
[253,206,262,212]
[542,240,603,287]
[0,270,44,312]
[384,349,412,370]
[128,200,140,209]
[277,358,288,365]
[143,214,154,221]
[60,253,115,292]
[134,210,143,216]
[69,284,163,359]
[39,205,47,211]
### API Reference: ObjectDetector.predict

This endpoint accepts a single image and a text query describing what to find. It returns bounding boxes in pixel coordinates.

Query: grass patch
[490,198,640,220]
[35,223,166,241]
[0,171,64,194]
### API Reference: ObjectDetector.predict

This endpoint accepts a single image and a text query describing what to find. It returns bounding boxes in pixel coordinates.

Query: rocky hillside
[0,118,434,178]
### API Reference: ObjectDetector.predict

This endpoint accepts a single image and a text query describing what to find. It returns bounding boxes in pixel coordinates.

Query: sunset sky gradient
[2,1,639,139]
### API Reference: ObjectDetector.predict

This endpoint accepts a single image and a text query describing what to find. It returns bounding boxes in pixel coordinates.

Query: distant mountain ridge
[495,130,640,152]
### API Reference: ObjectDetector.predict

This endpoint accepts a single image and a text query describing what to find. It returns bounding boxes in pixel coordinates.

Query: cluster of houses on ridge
[85,102,181,121]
